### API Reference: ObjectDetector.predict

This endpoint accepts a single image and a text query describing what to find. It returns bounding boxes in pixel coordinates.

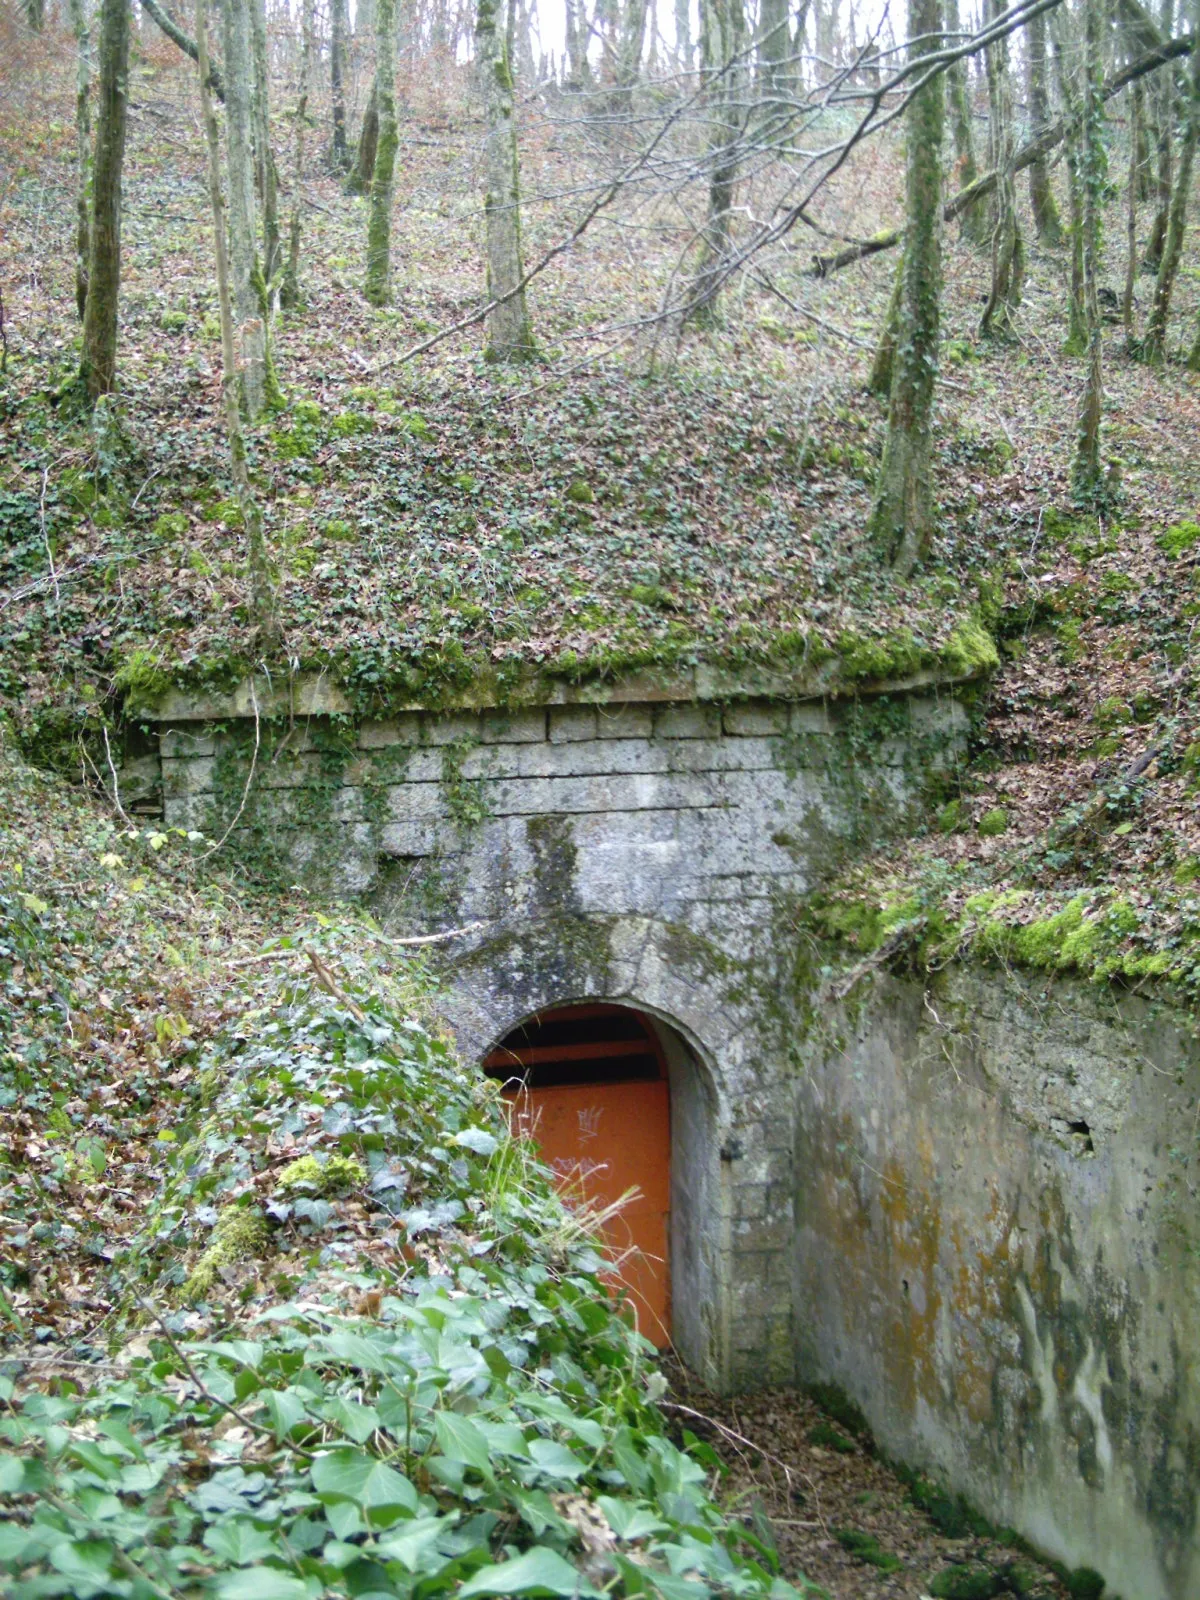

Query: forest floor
[669,1371,1096,1600]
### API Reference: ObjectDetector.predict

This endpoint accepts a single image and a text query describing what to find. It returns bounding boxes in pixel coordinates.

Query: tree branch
[139,0,224,100]
[807,34,1194,277]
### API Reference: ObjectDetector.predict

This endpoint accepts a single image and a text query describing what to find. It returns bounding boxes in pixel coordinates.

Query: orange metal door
[484,1006,671,1348]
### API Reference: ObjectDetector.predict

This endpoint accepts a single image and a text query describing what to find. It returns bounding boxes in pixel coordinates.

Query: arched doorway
[483,1003,672,1347]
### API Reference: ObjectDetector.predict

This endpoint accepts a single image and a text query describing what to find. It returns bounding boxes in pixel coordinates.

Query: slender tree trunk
[1144,0,1175,266]
[1026,5,1062,245]
[1143,0,1200,360]
[608,0,649,129]
[675,0,692,69]
[330,0,349,168]
[1132,78,1153,199]
[475,0,537,357]
[1125,76,1140,334]
[945,0,987,245]
[281,0,314,308]
[221,0,268,416]
[868,256,903,398]
[869,0,943,576]
[1051,15,1087,353]
[349,80,380,194]
[565,0,592,83]
[685,0,746,325]
[249,0,280,281]
[364,0,398,304]
[67,0,93,322]
[195,0,278,648]
[759,0,791,99]
[1073,0,1105,503]
[78,0,129,402]
[979,0,1023,336]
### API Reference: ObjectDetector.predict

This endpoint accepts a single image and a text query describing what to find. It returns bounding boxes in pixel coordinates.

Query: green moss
[160,309,188,334]
[804,1381,871,1438]
[1156,519,1200,558]
[836,1530,901,1571]
[277,1154,366,1195]
[152,512,189,540]
[565,479,594,505]
[330,411,373,438]
[928,1566,1002,1600]
[835,628,924,682]
[808,1421,856,1453]
[940,617,1000,677]
[182,1205,270,1300]
[114,648,172,709]
[1064,1570,1105,1600]
[978,807,1008,837]
[936,798,963,833]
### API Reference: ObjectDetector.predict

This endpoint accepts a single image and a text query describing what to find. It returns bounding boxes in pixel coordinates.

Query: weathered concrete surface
[796,968,1200,1600]
[135,674,969,1389]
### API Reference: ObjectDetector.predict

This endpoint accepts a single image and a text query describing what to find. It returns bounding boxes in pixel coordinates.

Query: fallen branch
[828,921,925,1001]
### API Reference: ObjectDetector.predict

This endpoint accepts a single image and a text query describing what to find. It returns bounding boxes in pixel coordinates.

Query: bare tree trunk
[1143,0,1200,359]
[364,0,398,304]
[476,0,537,357]
[1073,0,1105,503]
[608,0,649,127]
[1132,77,1153,198]
[1051,14,1087,353]
[78,0,129,402]
[1125,79,1140,335]
[1144,0,1175,266]
[869,0,943,576]
[349,80,380,194]
[67,0,92,322]
[281,0,314,308]
[221,0,268,416]
[685,0,746,325]
[196,0,278,648]
[759,0,791,98]
[945,0,988,245]
[565,0,592,83]
[979,0,1023,336]
[1026,5,1062,245]
[675,0,692,69]
[868,256,902,397]
[249,0,280,281]
[330,0,349,168]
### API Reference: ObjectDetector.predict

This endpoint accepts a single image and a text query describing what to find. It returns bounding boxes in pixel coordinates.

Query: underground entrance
[482,1001,719,1359]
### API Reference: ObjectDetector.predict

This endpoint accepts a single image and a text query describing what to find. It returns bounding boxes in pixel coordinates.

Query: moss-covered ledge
[134,623,996,723]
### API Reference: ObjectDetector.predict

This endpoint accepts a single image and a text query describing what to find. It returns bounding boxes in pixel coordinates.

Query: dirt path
[665,1369,1105,1600]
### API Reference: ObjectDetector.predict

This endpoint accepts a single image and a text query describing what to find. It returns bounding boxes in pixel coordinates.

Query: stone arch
[431,913,738,1384]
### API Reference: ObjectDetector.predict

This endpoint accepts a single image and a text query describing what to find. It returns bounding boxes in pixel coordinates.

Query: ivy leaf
[375,1513,456,1572]
[526,1438,586,1481]
[310,1446,419,1512]
[203,1519,281,1565]
[215,1571,315,1600]
[433,1410,495,1481]
[452,1126,499,1156]
[458,1546,598,1598]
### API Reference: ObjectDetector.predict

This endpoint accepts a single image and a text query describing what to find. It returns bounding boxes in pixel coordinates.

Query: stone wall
[796,967,1200,1600]
[139,671,971,1389]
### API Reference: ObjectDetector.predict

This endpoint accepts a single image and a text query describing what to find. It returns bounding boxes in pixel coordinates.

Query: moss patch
[182,1205,270,1300]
